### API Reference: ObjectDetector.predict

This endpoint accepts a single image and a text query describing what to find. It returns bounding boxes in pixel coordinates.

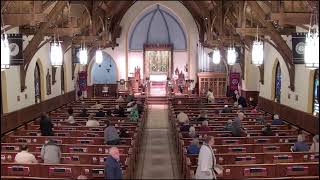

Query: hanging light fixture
[50,40,63,67]
[304,9,319,69]
[79,44,88,65]
[252,26,264,66]
[50,26,63,67]
[227,46,236,65]
[95,48,103,64]
[1,33,10,70]
[1,14,10,71]
[212,49,221,64]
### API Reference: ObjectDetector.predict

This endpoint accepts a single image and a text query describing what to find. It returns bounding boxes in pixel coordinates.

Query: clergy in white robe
[195,136,217,179]
[206,89,215,103]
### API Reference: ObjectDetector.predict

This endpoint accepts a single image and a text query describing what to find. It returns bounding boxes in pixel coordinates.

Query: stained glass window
[313,70,319,116]
[275,62,281,103]
[61,65,65,94]
[34,63,41,103]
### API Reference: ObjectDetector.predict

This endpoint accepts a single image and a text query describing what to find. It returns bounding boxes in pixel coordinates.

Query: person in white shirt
[91,101,104,109]
[310,135,319,153]
[86,114,100,127]
[195,136,217,179]
[206,89,215,103]
[115,96,125,103]
[15,144,37,164]
[66,108,75,124]
[177,111,189,124]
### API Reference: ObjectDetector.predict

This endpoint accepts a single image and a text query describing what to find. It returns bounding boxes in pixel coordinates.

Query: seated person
[127,102,137,112]
[79,108,89,117]
[221,105,232,113]
[66,108,75,124]
[197,110,208,122]
[309,135,319,153]
[212,109,220,117]
[255,115,266,125]
[251,106,258,113]
[96,107,106,117]
[271,114,284,125]
[104,121,120,145]
[177,111,189,124]
[236,95,247,107]
[40,113,54,136]
[115,95,125,103]
[41,139,61,164]
[106,109,112,116]
[224,119,233,131]
[231,112,245,137]
[248,97,256,107]
[233,101,239,108]
[119,128,129,138]
[189,126,198,138]
[91,101,104,109]
[15,144,37,163]
[127,93,134,102]
[114,105,126,117]
[187,138,200,155]
[292,134,309,152]
[199,120,211,131]
[206,88,215,103]
[180,120,191,132]
[129,106,139,122]
[261,123,274,136]
[86,114,100,127]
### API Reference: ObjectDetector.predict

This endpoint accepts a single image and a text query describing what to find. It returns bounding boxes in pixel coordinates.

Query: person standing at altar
[206,89,215,103]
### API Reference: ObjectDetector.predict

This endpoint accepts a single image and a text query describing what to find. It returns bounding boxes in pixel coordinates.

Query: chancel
[0,1,319,179]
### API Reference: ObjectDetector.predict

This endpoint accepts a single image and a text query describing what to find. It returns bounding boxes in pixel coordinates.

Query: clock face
[295,42,305,55]
[9,43,19,56]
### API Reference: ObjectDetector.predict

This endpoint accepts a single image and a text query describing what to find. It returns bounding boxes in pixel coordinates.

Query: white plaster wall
[2,28,75,113]
[257,42,314,113]
[128,51,144,78]
[96,1,199,82]
[242,49,260,91]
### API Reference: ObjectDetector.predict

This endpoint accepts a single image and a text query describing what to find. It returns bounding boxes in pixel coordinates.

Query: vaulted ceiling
[1,1,319,91]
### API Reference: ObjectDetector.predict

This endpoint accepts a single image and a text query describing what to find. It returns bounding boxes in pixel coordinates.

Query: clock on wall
[9,43,19,56]
[295,42,305,55]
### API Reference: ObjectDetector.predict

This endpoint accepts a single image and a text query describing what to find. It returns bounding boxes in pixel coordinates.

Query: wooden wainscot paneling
[1,91,75,135]
[258,96,319,135]
[241,90,259,105]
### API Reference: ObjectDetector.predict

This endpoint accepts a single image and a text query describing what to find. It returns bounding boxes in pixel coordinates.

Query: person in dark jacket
[114,105,126,117]
[261,123,273,136]
[180,120,191,132]
[271,114,284,125]
[105,147,123,179]
[39,113,54,136]
[119,128,129,138]
[96,107,105,117]
[237,95,247,108]
[79,108,89,117]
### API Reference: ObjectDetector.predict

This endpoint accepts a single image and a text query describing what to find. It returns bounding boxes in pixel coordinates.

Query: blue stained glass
[275,63,281,103]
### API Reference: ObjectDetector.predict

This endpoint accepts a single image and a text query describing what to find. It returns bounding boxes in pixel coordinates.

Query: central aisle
[136,104,180,179]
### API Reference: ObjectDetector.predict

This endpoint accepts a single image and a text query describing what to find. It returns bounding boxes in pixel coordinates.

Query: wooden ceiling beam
[21,27,82,36]
[2,14,47,26]
[270,12,312,26]
[21,1,68,92]
[248,1,295,91]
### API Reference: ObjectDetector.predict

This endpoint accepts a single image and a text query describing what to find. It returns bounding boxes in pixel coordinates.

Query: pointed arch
[34,58,46,103]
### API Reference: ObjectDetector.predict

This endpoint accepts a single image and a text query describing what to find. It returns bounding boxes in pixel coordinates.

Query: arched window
[313,70,319,116]
[34,63,41,103]
[61,65,65,94]
[275,62,281,103]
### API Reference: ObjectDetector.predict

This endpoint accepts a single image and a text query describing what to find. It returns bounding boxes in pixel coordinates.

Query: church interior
[0,1,319,179]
